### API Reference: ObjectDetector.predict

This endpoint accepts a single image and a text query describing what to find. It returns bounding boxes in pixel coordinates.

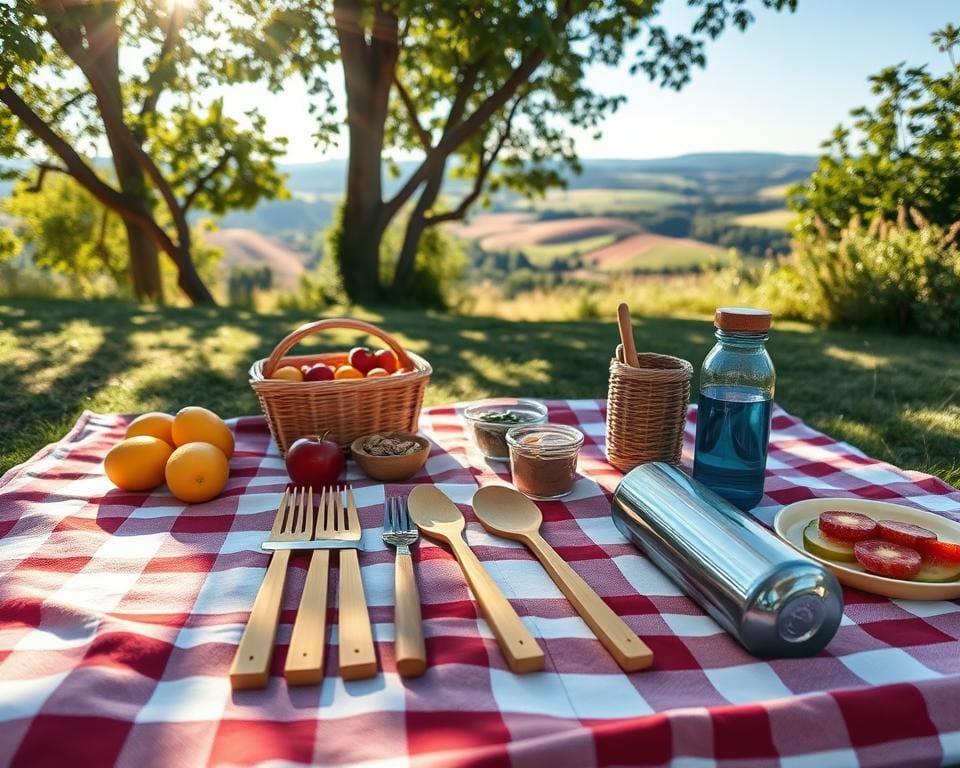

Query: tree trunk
[392,164,446,296]
[334,0,397,303]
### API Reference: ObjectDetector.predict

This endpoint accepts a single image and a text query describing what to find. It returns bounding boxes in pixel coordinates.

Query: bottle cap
[714,307,772,332]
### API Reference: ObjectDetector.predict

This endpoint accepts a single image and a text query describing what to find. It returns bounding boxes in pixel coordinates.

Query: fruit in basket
[802,520,856,562]
[165,442,230,503]
[125,412,175,447]
[348,347,377,375]
[374,348,398,373]
[105,436,173,491]
[854,539,923,579]
[285,434,344,489]
[365,367,389,378]
[876,519,937,548]
[818,511,878,542]
[304,363,335,382]
[271,366,304,381]
[171,406,235,459]
[335,364,364,380]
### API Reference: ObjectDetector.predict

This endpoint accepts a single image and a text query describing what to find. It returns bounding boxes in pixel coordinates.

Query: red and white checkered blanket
[1,401,959,768]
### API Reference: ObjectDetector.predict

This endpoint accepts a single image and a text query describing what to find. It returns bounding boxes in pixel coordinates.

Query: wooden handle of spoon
[528,534,653,672]
[449,538,544,673]
[617,303,640,367]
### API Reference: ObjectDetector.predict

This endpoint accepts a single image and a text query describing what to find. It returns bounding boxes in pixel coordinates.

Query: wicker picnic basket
[249,318,432,456]
[605,345,692,472]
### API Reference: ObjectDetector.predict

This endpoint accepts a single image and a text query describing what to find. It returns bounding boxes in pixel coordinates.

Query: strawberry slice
[854,539,922,579]
[921,539,960,564]
[818,511,878,542]
[876,520,937,548]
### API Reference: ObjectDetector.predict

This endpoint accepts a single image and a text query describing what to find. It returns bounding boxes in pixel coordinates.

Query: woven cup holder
[606,345,693,472]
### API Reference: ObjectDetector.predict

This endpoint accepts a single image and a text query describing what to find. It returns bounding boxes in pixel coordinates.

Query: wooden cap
[714,307,772,332]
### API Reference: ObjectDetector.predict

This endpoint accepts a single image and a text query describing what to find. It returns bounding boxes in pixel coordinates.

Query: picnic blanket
[0,400,959,768]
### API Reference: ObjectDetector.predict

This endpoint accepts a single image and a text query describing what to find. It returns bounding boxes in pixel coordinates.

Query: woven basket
[605,345,693,472]
[249,318,431,456]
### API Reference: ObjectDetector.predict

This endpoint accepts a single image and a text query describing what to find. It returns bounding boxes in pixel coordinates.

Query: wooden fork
[230,487,314,690]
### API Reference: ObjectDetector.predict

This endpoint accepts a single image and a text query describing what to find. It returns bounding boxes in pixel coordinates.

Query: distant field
[733,209,795,229]
[523,234,619,266]
[515,188,687,214]
[477,216,639,250]
[757,184,792,200]
[583,233,720,272]
[206,228,307,290]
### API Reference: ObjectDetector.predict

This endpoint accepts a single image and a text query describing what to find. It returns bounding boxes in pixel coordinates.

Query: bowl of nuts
[350,432,430,481]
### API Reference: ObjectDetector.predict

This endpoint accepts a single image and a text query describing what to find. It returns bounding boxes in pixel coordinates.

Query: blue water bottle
[693,307,775,510]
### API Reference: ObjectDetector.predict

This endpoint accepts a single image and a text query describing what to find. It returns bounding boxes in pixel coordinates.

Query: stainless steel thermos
[611,462,843,657]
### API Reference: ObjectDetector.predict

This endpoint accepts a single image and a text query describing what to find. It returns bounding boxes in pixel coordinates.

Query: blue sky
[227,0,959,163]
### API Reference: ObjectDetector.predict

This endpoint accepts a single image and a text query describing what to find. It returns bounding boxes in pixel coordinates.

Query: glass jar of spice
[507,424,584,499]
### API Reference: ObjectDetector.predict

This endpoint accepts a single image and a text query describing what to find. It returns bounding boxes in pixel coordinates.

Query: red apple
[373,348,399,373]
[285,434,344,489]
[349,346,377,375]
[303,363,335,382]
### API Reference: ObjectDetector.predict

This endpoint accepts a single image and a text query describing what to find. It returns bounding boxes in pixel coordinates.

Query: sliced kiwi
[803,520,856,562]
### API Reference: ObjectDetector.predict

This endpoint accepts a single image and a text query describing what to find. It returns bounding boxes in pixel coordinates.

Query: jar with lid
[693,307,775,510]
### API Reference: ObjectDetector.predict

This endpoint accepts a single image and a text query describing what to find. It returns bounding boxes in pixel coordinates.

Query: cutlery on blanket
[407,485,544,673]
[383,496,426,677]
[335,485,378,680]
[473,485,653,672]
[230,487,312,690]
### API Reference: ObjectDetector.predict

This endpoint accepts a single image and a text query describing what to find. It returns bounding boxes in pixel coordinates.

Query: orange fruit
[334,365,363,380]
[165,442,229,503]
[271,365,303,381]
[104,436,173,491]
[125,412,175,447]
[365,367,389,378]
[171,406,235,458]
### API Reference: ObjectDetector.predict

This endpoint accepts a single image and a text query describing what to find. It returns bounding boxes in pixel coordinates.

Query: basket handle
[262,318,416,377]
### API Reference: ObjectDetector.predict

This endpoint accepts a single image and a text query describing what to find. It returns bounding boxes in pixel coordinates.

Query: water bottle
[693,307,775,510]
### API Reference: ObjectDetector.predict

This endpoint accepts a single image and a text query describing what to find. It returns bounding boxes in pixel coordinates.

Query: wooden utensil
[407,485,544,674]
[383,495,426,677]
[617,302,641,368]
[230,487,311,690]
[473,485,654,672]
[337,486,378,680]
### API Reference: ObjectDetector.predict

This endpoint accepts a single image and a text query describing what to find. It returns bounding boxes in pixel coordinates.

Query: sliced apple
[803,520,856,562]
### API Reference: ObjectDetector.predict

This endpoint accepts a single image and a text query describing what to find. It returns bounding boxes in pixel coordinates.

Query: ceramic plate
[774,498,960,600]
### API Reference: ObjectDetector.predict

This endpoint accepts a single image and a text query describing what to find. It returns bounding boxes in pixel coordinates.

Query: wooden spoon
[407,485,544,673]
[473,485,653,672]
[617,302,641,368]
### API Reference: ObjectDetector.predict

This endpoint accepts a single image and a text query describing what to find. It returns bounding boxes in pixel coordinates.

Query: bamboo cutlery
[231,482,653,690]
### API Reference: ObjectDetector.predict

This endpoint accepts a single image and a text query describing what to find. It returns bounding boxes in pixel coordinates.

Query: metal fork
[383,496,426,677]
[230,487,314,690]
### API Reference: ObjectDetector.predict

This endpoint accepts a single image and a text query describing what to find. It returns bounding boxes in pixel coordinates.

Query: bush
[756,211,960,334]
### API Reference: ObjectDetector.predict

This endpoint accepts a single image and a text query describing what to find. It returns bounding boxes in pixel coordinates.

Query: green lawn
[516,188,686,215]
[1,297,958,486]
[734,208,796,229]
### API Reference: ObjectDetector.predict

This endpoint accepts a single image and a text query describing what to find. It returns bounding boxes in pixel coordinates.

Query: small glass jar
[463,399,548,461]
[507,424,584,499]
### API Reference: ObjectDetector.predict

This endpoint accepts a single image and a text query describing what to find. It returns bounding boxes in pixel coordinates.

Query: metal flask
[611,462,842,657]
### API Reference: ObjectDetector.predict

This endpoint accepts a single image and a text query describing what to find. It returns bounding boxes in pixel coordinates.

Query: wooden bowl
[350,433,430,482]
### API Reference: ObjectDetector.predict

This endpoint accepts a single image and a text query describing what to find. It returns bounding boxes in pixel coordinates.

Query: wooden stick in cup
[617,303,641,367]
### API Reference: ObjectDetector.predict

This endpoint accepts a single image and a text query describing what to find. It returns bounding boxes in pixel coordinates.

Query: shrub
[756,211,960,334]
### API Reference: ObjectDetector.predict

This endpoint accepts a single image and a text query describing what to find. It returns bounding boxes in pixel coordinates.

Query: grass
[522,234,618,265]
[1,297,958,487]
[734,208,796,229]
[515,188,686,215]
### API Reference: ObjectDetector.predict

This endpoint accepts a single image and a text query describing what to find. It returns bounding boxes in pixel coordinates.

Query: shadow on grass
[2,296,958,484]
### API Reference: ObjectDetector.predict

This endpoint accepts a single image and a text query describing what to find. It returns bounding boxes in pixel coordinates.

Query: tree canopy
[790,24,960,236]
[0,0,291,303]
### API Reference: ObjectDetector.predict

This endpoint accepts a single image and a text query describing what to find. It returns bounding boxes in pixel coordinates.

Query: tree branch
[182,152,232,213]
[393,75,432,151]
[424,96,522,226]
[27,162,70,193]
[383,1,574,220]
[139,3,183,124]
